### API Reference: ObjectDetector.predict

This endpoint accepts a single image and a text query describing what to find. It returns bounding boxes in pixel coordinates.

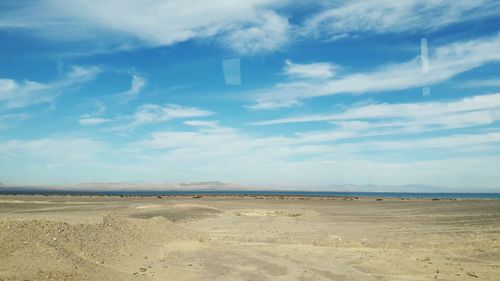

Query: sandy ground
[0,195,499,281]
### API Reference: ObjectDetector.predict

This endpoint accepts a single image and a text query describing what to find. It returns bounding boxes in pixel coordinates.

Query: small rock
[466,272,479,278]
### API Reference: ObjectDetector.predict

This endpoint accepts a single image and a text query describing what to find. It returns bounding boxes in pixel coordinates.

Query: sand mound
[233,209,304,217]
[312,235,365,248]
[133,204,164,209]
[130,204,222,222]
[0,215,195,281]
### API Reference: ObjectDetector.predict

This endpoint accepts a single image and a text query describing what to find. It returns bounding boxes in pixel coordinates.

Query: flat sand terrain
[0,195,499,280]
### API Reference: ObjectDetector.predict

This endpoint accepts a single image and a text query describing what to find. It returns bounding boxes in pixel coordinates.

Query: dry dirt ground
[0,195,499,280]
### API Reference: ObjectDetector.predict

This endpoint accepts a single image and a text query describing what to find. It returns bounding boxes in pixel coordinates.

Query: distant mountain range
[0,181,257,191]
[0,181,497,193]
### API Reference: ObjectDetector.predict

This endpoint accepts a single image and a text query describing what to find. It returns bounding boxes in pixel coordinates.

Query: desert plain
[0,194,499,280]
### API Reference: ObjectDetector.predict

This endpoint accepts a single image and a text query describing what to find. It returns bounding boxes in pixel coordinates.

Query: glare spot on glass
[422,86,431,96]
[421,38,430,97]
[421,38,429,74]
[222,58,241,86]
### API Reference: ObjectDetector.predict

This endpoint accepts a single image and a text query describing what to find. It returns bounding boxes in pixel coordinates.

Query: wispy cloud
[252,93,500,125]
[460,79,500,88]
[283,60,337,80]
[250,34,500,109]
[140,117,500,156]
[2,118,500,188]
[0,137,106,161]
[132,104,214,125]
[115,75,146,103]
[0,66,101,110]
[0,136,110,183]
[183,120,220,128]
[0,113,29,129]
[79,117,111,126]
[108,103,215,132]
[78,100,109,126]
[303,0,500,39]
[1,1,499,190]
[0,79,52,110]
[219,11,289,54]
[2,1,497,56]
[249,93,500,152]
[0,0,289,55]
[357,132,500,151]
[122,122,500,188]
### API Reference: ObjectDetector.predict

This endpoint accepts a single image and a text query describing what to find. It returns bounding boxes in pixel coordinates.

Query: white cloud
[250,34,500,109]
[184,120,220,128]
[0,136,113,184]
[78,100,109,126]
[85,100,107,116]
[2,1,497,55]
[358,132,500,151]
[0,137,106,161]
[0,79,53,109]
[0,65,101,109]
[253,93,500,125]
[0,113,29,129]
[460,79,500,88]
[79,117,111,126]
[139,119,500,157]
[304,0,500,39]
[283,60,337,80]
[115,75,146,103]
[122,122,500,189]
[66,65,102,80]
[105,104,215,132]
[219,11,289,54]
[249,93,500,149]
[0,0,288,54]
[2,119,500,189]
[92,103,215,131]
[132,104,214,125]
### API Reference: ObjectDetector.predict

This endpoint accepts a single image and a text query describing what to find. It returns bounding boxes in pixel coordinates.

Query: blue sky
[1,0,500,191]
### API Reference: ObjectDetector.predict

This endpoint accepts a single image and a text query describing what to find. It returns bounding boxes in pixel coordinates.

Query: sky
[0,0,500,192]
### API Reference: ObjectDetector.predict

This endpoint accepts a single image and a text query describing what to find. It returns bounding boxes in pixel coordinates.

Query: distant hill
[73,181,253,190]
[0,181,260,192]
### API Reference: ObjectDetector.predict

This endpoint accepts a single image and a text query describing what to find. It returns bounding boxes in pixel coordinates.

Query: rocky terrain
[0,195,499,280]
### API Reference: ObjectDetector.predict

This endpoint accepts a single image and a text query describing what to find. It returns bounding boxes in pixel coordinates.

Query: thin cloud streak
[252,93,500,125]
[303,0,500,39]
[114,75,146,103]
[250,34,500,109]
[79,117,111,126]
[0,66,101,110]
[107,103,215,132]
[283,60,338,80]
